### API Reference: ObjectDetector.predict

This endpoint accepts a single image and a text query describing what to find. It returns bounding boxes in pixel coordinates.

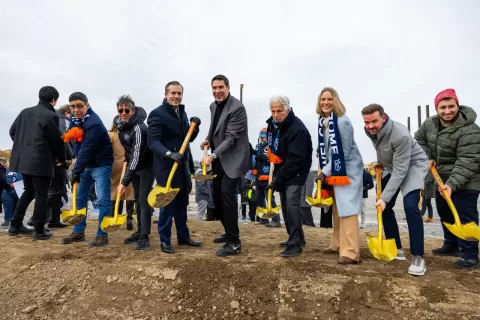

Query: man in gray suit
[202,75,250,256]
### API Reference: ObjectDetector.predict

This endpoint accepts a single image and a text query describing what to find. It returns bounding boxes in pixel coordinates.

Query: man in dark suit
[8,86,66,240]
[202,75,251,256]
[147,81,202,254]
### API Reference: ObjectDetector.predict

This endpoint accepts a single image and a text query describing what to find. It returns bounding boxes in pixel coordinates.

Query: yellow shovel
[367,166,398,262]
[431,166,480,241]
[256,163,282,219]
[192,145,216,182]
[61,182,87,225]
[101,162,128,232]
[306,169,333,207]
[148,121,199,208]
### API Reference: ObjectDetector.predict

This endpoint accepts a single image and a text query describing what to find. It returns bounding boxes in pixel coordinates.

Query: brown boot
[338,256,360,265]
[62,232,86,244]
[89,236,109,248]
[322,248,338,254]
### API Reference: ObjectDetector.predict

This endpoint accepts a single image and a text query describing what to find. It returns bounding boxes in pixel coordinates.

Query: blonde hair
[316,87,346,117]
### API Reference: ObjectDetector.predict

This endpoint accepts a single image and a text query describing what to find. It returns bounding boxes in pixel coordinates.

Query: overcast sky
[1,0,479,166]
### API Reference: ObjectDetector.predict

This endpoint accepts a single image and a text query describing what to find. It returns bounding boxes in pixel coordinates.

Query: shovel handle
[114,162,128,219]
[202,145,208,175]
[166,121,199,188]
[375,167,384,243]
[430,166,462,226]
[72,182,78,212]
[316,168,323,200]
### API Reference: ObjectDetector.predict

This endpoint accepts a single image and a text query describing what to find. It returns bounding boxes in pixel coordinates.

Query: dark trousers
[158,188,190,245]
[279,185,304,247]
[47,193,63,223]
[381,174,424,256]
[241,202,255,220]
[421,198,433,218]
[301,207,315,226]
[206,207,216,221]
[435,189,479,260]
[320,207,333,228]
[132,168,154,238]
[11,175,51,233]
[212,162,240,244]
[256,186,280,223]
[111,200,135,217]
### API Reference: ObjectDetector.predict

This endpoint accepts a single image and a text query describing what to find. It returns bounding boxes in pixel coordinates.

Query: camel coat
[109,131,134,201]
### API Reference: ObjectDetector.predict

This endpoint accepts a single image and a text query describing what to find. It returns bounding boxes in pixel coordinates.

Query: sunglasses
[118,108,131,114]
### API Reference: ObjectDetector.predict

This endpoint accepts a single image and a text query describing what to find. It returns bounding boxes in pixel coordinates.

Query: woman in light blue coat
[316,87,364,264]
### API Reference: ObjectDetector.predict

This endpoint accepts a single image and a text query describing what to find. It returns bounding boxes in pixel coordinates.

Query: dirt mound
[0,221,479,320]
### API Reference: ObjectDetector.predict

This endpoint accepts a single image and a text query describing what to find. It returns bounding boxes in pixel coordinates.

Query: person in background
[0,158,6,221]
[8,86,66,240]
[62,92,114,247]
[108,118,135,231]
[194,167,214,220]
[360,168,374,228]
[300,170,315,227]
[1,170,22,228]
[421,171,435,223]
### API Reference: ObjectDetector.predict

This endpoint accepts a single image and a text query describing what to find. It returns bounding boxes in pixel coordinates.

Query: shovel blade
[444,222,480,241]
[100,214,128,233]
[306,196,333,208]
[192,174,216,182]
[61,207,87,226]
[366,234,397,262]
[148,185,179,208]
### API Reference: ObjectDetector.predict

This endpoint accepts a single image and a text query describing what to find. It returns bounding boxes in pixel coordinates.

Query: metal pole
[426,104,430,118]
[407,117,411,133]
[417,105,421,128]
[240,84,244,102]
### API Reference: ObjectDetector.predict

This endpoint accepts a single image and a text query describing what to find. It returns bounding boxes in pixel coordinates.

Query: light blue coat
[321,115,364,217]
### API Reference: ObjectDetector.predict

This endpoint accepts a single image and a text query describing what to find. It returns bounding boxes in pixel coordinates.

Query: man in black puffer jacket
[115,95,154,250]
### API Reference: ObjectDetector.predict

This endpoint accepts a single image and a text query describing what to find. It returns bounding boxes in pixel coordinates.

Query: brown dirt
[1,221,480,320]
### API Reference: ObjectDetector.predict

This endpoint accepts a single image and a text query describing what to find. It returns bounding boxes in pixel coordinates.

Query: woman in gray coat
[316,87,364,264]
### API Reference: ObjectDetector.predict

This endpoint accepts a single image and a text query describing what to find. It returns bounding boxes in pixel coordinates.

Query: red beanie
[434,88,459,110]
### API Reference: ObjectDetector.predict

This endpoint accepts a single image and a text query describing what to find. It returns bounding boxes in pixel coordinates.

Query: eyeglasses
[118,108,131,114]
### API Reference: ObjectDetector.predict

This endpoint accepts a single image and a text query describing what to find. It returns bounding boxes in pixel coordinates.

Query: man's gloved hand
[267,178,278,192]
[166,152,184,163]
[190,117,201,126]
[71,173,81,185]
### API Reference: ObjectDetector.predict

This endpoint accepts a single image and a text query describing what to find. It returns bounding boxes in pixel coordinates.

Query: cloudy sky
[1,0,479,166]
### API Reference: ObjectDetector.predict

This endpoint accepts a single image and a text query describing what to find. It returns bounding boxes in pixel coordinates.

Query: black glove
[267,178,278,191]
[166,152,184,163]
[190,117,201,126]
[71,173,81,185]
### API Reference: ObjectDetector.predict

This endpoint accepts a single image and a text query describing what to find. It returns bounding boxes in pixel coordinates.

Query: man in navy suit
[147,81,202,254]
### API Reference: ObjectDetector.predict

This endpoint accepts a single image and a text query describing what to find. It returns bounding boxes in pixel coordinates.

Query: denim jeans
[2,189,18,221]
[72,166,112,237]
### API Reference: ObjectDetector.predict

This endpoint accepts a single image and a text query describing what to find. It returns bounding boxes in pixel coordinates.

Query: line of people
[4,80,479,275]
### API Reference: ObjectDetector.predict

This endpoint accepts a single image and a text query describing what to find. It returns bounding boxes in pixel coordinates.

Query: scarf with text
[267,122,283,164]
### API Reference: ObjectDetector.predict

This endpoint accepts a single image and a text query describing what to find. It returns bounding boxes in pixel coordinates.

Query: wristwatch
[165,151,172,157]
[212,153,217,159]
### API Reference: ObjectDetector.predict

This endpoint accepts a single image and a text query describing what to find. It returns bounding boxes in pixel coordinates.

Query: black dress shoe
[213,234,227,243]
[280,245,302,257]
[216,243,241,256]
[33,230,53,240]
[178,239,202,246]
[280,240,306,247]
[161,242,176,254]
[124,231,140,244]
[8,225,34,236]
[48,222,68,228]
[135,237,150,250]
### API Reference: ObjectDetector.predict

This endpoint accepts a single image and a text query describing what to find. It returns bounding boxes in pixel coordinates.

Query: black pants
[12,175,51,233]
[279,185,304,247]
[421,198,433,218]
[436,189,479,260]
[132,168,155,238]
[47,193,63,223]
[241,201,255,220]
[301,207,315,226]
[111,200,135,217]
[320,207,333,228]
[212,162,240,244]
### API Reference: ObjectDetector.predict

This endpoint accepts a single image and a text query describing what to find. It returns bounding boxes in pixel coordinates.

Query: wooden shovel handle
[179,122,199,156]
[202,145,208,175]
[268,162,275,184]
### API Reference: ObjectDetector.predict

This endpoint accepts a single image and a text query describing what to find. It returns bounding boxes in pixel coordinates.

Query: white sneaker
[395,249,407,261]
[408,255,426,276]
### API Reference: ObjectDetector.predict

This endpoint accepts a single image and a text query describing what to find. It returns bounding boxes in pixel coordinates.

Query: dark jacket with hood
[362,169,374,198]
[117,107,153,186]
[70,107,114,175]
[147,99,199,191]
[253,140,270,188]
[414,105,480,192]
[9,100,66,177]
[266,109,313,188]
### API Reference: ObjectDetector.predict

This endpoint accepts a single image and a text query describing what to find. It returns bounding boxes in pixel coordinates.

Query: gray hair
[269,95,291,111]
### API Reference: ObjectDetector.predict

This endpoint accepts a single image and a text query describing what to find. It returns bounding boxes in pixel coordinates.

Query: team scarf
[267,122,283,164]
[63,107,92,143]
[252,141,270,181]
[318,114,351,190]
